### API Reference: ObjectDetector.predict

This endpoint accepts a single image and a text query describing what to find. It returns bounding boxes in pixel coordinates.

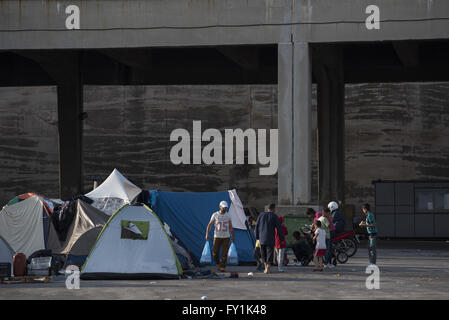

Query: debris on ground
[0,276,51,284]
[183,269,226,279]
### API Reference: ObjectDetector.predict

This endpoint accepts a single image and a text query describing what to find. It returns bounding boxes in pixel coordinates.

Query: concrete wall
[1,83,449,211]
[82,85,279,210]
[0,86,59,204]
[345,82,449,211]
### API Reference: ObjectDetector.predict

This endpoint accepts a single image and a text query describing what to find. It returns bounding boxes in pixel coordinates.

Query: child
[359,203,378,266]
[319,208,333,268]
[275,216,288,272]
[313,220,326,271]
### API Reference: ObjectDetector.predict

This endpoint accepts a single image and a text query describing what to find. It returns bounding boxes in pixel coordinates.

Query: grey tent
[50,199,109,255]
[69,226,103,256]
[0,235,15,276]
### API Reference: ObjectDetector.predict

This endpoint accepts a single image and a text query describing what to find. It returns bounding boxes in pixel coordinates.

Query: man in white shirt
[205,201,234,272]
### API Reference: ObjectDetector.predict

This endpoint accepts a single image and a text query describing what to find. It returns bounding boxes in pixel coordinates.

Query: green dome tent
[81,205,182,280]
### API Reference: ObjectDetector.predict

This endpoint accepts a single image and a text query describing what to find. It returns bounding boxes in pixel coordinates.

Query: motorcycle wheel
[336,251,348,264]
[342,238,358,257]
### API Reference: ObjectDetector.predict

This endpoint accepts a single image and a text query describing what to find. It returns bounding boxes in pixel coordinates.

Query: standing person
[306,208,317,223]
[255,203,284,274]
[328,201,345,234]
[205,201,235,272]
[306,207,322,238]
[313,220,326,272]
[306,207,332,229]
[275,216,288,272]
[306,207,322,227]
[327,208,337,267]
[248,216,257,236]
[253,239,264,272]
[359,203,378,266]
[327,207,336,239]
[318,209,333,268]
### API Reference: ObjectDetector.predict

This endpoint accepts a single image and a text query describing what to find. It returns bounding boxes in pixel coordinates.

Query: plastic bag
[200,241,212,265]
[227,242,238,266]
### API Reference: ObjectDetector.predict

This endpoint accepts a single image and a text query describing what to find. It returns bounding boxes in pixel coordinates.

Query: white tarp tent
[81,205,182,279]
[0,196,61,257]
[85,169,142,215]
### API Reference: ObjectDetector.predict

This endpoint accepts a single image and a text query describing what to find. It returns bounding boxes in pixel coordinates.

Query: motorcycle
[333,230,359,258]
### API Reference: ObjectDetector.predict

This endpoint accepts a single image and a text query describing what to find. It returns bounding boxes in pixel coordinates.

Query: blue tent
[149,190,256,265]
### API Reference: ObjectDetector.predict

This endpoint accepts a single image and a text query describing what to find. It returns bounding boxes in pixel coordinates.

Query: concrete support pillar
[28,53,83,198]
[27,53,84,198]
[277,43,294,205]
[278,42,312,207]
[56,56,83,198]
[293,42,312,205]
[315,45,345,204]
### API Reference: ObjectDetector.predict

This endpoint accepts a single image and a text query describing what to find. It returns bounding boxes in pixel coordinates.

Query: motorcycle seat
[333,231,355,242]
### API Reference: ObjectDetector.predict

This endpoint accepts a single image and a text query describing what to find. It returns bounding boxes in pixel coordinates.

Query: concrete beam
[1,1,449,50]
[393,42,420,67]
[0,52,54,86]
[217,47,260,70]
[99,48,153,69]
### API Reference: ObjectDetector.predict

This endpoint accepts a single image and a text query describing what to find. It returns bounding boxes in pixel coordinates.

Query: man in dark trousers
[255,203,284,274]
[328,201,345,234]
[359,203,378,266]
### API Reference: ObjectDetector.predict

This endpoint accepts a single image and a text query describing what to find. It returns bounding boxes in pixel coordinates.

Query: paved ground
[1,240,448,300]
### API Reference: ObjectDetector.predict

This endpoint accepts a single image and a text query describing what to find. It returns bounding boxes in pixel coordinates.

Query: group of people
[294,202,377,271]
[204,199,377,273]
[304,202,345,271]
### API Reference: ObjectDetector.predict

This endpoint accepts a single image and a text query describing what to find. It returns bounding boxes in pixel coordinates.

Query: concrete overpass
[2,0,449,48]
[1,0,449,214]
